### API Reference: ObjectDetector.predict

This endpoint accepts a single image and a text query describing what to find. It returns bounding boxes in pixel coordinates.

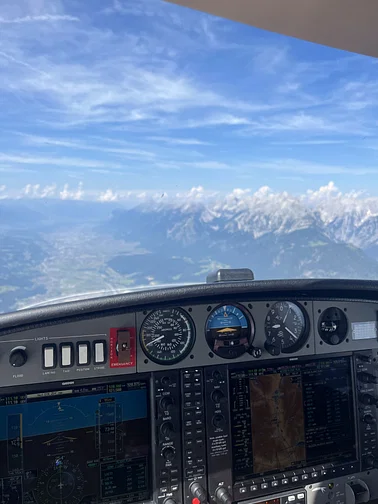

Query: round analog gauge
[264,301,308,353]
[140,308,195,364]
[205,304,254,359]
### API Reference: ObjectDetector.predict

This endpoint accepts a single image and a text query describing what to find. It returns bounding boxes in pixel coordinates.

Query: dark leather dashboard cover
[1,279,378,335]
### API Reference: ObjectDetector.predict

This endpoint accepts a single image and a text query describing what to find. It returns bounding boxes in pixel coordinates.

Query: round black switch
[212,414,226,428]
[211,389,225,403]
[212,370,222,380]
[162,446,175,461]
[160,396,174,412]
[9,347,27,367]
[160,422,174,437]
[363,414,376,424]
[360,394,378,406]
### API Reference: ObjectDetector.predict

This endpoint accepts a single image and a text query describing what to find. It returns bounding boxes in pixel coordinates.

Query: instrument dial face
[140,308,195,364]
[318,307,348,345]
[34,459,85,504]
[264,301,307,353]
[205,304,254,359]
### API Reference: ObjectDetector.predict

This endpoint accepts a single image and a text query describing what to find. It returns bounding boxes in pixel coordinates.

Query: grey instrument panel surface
[0,294,377,388]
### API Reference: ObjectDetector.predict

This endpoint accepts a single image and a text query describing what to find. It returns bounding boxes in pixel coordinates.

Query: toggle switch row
[43,341,106,369]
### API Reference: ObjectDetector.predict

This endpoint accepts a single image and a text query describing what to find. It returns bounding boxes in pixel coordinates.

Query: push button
[77,343,90,365]
[43,345,56,369]
[61,344,72,367]
[94,341,106,364]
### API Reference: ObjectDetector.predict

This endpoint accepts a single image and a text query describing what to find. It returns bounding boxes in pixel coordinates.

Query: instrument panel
[0,279,378,504]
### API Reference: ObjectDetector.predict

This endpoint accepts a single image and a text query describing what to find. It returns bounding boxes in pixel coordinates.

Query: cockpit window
[1,0,378,313]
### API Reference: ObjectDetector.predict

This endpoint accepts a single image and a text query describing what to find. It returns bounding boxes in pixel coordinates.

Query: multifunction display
[0,380,150,504]
[230,357,356,481]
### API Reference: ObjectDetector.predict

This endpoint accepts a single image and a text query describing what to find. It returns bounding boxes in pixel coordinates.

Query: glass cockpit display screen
[0,380,150,504]
[230,357,356,481]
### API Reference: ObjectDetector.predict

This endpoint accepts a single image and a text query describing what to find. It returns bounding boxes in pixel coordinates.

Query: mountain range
[2,185,378,313]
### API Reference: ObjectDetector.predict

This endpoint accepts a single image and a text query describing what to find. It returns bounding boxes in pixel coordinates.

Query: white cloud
[98,189,119,202]
[148,136,211,145]
[7,181,378,241]
[253,45,289,74]
[239,112,366,136]
[155,160,231,170]
[18,134,156,159]
[0,153,124,170]
[271,140,346,146]
[184,114,251,129]
[21,184,57,199]
[23,183,57,198]
[59,183,84,201]
[0,14,79,23]
[0,164,36,173]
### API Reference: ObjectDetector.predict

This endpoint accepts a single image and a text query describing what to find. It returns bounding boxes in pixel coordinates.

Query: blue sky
[1,0,378,201]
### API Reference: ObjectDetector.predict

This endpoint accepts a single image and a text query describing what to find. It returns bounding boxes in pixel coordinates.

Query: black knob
[160,422,174,437]
[164,499,177,504]
[211,389,225,403]
[264,341,281,356]
[162,446,175,461]
[215,487,232,504]
[363,414,376,424]
[329,334,340,345]
[9,347,27,367]
[189,482,207,503]
[248,346,262,358]
[347,482,369,501]
[360,394,378,406]
[212,414,225,428]
[365,454,378,468]
[161,376,171,385]
[160,396,174,412]
[358,372,378,384]
[213,370,222,380]
[357,354,372,363]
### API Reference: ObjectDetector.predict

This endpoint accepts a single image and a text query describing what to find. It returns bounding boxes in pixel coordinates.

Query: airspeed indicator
[140,308,195,364]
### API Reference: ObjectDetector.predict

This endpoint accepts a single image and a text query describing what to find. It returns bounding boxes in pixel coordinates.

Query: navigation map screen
[0,380,150,504]
[230,357,356,480]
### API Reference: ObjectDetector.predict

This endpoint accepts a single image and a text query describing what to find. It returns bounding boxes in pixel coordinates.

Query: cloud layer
[2,180,378,221]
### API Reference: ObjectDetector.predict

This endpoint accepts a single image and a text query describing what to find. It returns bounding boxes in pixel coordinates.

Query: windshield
[1,0,377,314]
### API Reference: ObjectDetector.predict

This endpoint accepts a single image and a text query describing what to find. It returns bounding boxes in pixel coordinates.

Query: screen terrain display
[0,380,150,504]
[250,372,305,473]
[230,357,356,480]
